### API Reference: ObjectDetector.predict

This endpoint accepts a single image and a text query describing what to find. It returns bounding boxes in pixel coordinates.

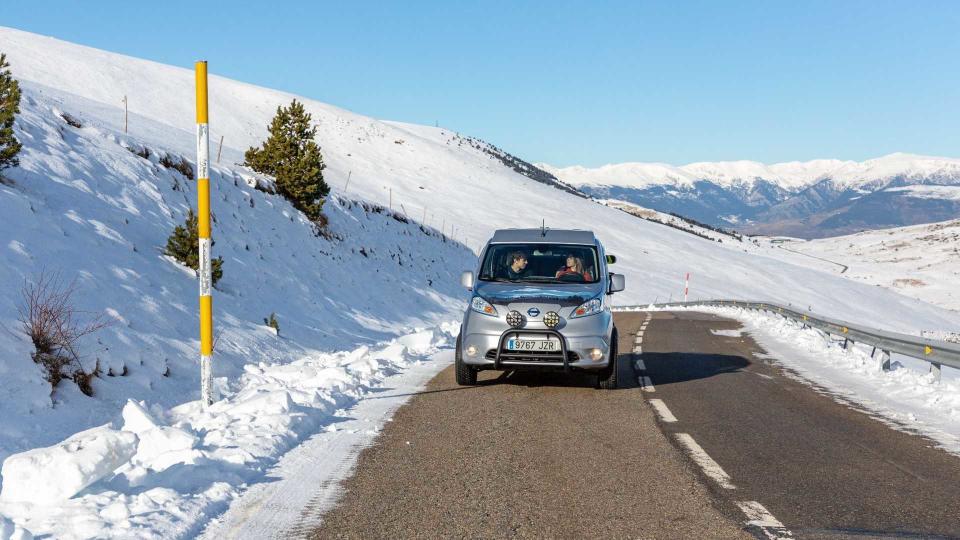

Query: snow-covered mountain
[1,26,960,537]
[542,154,960,238]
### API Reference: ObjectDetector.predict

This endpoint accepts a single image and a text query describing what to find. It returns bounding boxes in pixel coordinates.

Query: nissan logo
[527,307,541,317]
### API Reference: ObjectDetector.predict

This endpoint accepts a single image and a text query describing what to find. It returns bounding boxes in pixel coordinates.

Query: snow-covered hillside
[1,26,960,538]
[0,81,475,461]
[778,220,960,312]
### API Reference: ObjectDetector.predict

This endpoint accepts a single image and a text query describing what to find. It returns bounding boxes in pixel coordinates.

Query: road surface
[309,310,960,539]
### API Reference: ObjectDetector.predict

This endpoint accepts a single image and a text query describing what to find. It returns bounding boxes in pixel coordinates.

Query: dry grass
[16,270,112,395]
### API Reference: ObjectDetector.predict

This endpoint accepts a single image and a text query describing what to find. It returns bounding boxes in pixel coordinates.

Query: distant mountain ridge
[541,153,960,238]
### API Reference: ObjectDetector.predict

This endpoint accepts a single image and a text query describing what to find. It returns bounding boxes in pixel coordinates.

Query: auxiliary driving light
[466,345,478,357]
[589,348,604,361]
[543,311,560,328]
[506,310,524,328]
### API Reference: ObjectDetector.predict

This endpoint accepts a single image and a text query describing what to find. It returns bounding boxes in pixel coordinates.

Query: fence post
[195,61,214,407]
[930,362,942,383]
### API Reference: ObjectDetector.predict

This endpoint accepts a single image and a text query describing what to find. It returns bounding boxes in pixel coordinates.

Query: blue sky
[3,1,959,167]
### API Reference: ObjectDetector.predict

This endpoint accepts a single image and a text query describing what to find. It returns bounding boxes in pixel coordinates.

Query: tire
[597,328,618,390]
[455,333,477,385]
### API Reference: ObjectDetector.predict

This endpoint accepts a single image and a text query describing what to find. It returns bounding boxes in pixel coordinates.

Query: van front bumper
[461,325,613,371]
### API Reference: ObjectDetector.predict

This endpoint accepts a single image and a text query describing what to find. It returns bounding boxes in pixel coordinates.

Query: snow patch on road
[710,329,743,338]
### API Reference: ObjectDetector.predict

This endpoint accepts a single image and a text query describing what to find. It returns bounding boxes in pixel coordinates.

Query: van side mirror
[606,254,617,264]
[460,271,475,291]
[608,273,625,293]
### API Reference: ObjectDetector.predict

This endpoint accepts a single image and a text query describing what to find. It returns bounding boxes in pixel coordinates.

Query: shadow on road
[480,355,638,390]
[641,352,749,387]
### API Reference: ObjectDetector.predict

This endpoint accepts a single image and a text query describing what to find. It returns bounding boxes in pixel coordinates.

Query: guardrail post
[930,362,942,383]
[879,350,891,371]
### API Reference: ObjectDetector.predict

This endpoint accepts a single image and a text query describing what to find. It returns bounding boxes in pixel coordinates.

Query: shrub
[264,312,280,335]
[159,153,194,180]
[16,271,110,395]
[127,145,150,159]
[0,52,22,174]
[60,112,82,128]
[165,209,224,285]
[244,100,329,224]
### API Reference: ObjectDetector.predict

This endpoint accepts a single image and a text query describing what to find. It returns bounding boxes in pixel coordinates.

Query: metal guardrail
[614,300,960,382]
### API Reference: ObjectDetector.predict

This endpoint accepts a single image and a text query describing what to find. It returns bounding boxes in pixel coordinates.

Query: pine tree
[244,100,329,222]
[165,209,224,285]
[0,53,22,173]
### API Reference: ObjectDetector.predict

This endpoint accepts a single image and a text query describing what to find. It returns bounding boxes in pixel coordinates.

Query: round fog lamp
[506,310,524,328]
[543,311,560,328]
[466,345,478,357]
[589,348,604,361]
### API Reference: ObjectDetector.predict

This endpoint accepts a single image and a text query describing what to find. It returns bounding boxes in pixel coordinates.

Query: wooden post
[122,95,128,133]
[344,171,351,192]
[216,135,224,163]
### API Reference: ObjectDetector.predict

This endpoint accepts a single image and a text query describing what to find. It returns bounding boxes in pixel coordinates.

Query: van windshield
[478,244,600,284]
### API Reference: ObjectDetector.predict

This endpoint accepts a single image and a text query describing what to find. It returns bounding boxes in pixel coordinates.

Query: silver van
[457,229,626,389]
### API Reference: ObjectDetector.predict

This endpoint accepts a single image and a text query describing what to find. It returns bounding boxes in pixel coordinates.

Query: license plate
[506,338,560,352]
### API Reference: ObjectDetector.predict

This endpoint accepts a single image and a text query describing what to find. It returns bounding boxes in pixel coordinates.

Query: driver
[556,255,592,281]
[505,250,529,280]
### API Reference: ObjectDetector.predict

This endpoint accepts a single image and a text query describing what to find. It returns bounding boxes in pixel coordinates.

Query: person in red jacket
[555,254,592,281]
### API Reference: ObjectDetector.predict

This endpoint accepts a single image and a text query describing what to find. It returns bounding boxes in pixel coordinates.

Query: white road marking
[675,433,736,489]
[639,376,655,392]
[751,372,774,380]
[648,399,677,423]
[632,346,642,354]
[634,335,643,344]
[634,358,646,371]
[736,501,793,539]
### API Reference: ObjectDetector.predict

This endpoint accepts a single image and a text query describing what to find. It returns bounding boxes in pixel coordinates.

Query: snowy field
[1,26,960,538]
[775,220,960,312]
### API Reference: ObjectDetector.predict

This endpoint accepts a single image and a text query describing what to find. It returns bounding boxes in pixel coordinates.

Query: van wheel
[597,329,618,390]
[455,334,477,385]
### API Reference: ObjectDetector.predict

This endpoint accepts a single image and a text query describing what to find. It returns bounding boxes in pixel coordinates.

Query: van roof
[489,228,597,245]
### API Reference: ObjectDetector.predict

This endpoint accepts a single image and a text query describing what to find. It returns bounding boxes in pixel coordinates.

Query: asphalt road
[311,315,746,539]
[311,311,960,539]
[636,310,960,539]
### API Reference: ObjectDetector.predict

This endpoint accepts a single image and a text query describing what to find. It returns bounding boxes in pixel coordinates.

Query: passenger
[505,250,529,280]
[556,255,592,281]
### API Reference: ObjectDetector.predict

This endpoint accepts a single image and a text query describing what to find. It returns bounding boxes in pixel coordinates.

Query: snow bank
[0,324,456,539]
[0,427,138,504]
[0,516,32,540]
[121,401,200,472]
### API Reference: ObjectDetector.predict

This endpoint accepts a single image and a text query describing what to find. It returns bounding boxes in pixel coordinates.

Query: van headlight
[470,296,498,317]
[570,297,602,319]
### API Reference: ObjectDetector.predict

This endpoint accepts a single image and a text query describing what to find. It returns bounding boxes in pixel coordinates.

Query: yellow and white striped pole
[195,61,214,406]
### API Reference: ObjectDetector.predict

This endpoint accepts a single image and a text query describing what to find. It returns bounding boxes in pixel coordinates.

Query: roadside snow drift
[1,427,138,504]
[0,325,457,539]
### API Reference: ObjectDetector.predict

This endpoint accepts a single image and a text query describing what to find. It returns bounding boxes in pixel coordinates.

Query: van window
[478,244,600,284]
